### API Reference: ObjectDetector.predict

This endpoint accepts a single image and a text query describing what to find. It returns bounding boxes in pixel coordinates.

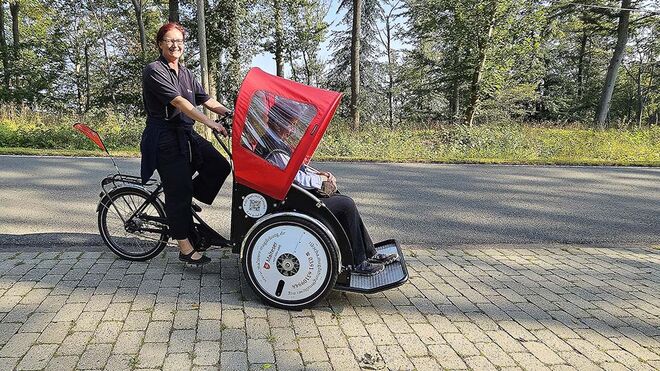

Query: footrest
[334,239,408,294]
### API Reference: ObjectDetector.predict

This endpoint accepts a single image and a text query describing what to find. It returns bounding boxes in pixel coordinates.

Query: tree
[595,0,632,128]
[130,0,147,57]
[350,0,361,129]
[169,0,179,23]
[0,0,9,94]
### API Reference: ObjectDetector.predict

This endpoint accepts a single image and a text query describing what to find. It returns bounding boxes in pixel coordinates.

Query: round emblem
[242,193,267,218]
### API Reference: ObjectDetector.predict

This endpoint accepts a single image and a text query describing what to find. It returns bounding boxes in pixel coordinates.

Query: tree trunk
[302,50,311,85]
[464,2,496,127]
[288,49,298,81]
[273,0,284,77]
[577,29,587,100]
[450,81,460,123]
[0,0,9,92]
[197,0,212,137]
[385,17,393,128]
[100,35,116,105]
[350,0,362,130]
[131,0,147,57]
[9,1,17,46]
[84,42,90,112]
[169,0,179,23]
[595,0,631,129]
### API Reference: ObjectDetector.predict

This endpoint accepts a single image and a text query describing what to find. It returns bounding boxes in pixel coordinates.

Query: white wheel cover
[250,224,329,302]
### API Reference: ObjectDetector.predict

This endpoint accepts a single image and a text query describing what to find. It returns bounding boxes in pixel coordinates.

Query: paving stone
[377,344,415,370]
[428,344,467,369]
[325,347,359,370]
[0,358,18,371]
[0,323,21,343]
[193,341,220,366]
[144,320,172,343]
[221,329,247,351]
[57,331,93,356]
[136,342,167,369]
[246,317,270,339]
[270,327,298,350]
[292,316,319,338]
[524,341,566,365]
[168,329,195,353]
[163,352,192,371]
[91,321,122,343]
[103,354,134,371]
[274,350,303,371]
[53,303,85,322]
[217,352,246,371]
[44,355,78,371]
[16,344,58,370]
[113,331,144,354]
[336,315,368,337]
[566,338,615,363]
[443,332,480,357]
[77,343,112,369]
[247,338,275,364]
[365,323,397,346]
[122,311,150,331]
[172,310,197,330]
[465,355,498,371]
[37,321,72,343]
[510,352,552,371]
[222,309,245,329]
[299,336,328,363]
[0,332,39,358]
[198,302,222,320]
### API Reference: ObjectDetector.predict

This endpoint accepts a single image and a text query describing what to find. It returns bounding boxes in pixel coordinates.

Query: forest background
[0,0,658,165]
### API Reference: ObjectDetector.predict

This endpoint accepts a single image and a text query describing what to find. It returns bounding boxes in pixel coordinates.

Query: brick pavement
[0,245,658,370]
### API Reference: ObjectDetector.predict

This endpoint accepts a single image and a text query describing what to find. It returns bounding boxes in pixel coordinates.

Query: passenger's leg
[323,194,375,265]
[191,134,231,205]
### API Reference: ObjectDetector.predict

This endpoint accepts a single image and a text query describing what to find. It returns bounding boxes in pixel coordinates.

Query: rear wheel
[98,187,169,261]
[242,214,339,310]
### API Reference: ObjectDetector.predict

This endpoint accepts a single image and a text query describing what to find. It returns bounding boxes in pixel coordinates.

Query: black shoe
[352,261,384,276]
[367,253,399,265]
[179,251,211,266]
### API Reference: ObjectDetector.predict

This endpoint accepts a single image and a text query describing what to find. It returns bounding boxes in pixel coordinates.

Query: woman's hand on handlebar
[207,120,228,137]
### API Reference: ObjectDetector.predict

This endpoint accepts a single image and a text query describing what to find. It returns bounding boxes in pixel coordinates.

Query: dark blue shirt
[140,56,211,183]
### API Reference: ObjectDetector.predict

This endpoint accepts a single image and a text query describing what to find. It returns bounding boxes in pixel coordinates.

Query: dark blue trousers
[157,129,230,240]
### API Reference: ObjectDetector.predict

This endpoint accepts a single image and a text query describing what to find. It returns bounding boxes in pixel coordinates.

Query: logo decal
[242,193,267,218]
[263,262,271,269]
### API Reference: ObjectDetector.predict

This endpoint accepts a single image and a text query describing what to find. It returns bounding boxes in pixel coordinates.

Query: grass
[1,105,658,166]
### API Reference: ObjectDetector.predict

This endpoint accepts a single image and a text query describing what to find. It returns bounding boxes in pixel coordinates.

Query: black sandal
[179,251,211,265]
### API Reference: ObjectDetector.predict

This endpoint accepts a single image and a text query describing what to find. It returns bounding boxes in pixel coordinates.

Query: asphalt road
[0,155,658,249]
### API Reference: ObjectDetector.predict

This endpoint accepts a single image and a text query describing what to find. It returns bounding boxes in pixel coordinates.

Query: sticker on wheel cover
[243,193,267,218]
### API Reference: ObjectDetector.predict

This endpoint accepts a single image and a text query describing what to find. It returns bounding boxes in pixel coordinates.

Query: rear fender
[96,185,164,213]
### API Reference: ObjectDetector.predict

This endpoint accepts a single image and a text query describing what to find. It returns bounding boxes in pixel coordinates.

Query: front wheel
[98,187,169,261]
[242,214,339,310]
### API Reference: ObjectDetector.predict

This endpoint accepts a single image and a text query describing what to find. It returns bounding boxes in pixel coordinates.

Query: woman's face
[159,29,184,62]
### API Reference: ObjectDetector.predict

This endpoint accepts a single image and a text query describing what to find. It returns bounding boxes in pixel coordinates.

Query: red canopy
[232,68,342,200]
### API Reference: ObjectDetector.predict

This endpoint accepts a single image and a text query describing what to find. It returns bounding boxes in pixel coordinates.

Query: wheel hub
[276,253,300,276]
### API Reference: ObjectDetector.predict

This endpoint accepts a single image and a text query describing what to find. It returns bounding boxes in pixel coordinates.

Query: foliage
[0,0,658,130]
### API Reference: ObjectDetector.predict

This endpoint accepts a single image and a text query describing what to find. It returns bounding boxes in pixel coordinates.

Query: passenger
[262,101,398,276]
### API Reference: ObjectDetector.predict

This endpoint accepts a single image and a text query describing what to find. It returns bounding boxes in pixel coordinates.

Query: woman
[263,102,399,276]
[141,22,231,265]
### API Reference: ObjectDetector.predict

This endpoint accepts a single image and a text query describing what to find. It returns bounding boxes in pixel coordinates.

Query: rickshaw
[76,68,408,310]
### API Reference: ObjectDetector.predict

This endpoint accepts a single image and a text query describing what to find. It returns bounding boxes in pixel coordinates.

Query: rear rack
[100,173,161,200]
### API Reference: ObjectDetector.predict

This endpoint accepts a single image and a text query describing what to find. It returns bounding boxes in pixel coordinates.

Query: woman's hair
[155,22,186,45]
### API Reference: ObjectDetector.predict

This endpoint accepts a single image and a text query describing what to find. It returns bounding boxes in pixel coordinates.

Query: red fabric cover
[232,68,342,200]
[73,123,107,152]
